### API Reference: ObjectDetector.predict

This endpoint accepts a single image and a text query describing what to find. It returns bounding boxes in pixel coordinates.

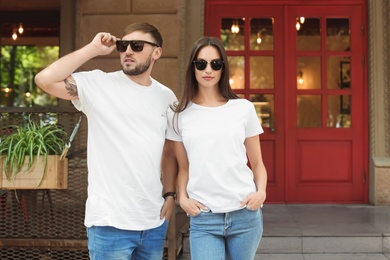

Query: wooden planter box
[0,155,68,190]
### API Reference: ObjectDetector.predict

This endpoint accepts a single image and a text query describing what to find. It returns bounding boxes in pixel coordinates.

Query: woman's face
[194,46,223,90]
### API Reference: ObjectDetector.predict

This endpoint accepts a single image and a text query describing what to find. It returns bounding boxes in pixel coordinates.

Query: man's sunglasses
[193,59,224,71]
[116,40,159,53]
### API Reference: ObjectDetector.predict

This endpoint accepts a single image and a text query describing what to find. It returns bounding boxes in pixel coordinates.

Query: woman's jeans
[189,207,263,260]
[87,220,168,260]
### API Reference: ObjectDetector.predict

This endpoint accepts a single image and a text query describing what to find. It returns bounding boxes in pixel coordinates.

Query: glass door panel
[221,18,245,50]
[327,95,351,128]
[297,57,321,89]
[228,56,245,89]
[297,18,321,51]
[327,56,351,89]
[250,18,274,50]
[297,95,321,127]
[250,56,274,89]
[250,94,274,129]
[326,18,350,51]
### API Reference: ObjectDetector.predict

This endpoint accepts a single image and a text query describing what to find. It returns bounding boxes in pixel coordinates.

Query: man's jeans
[87,221,168,260]
[189,207,263,260]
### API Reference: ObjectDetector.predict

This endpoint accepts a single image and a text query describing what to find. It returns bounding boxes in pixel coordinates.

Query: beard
[122,52,153,76]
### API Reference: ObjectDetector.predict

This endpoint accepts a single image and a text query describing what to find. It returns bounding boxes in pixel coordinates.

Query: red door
[206,0,368,203]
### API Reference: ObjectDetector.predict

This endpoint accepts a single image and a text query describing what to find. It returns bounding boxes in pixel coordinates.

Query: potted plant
[0,117,68,190]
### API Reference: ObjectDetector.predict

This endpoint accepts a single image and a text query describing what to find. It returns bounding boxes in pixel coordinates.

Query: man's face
[119,31,159,76]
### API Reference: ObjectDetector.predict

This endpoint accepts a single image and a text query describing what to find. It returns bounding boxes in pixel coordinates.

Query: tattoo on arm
[64,76,78,97]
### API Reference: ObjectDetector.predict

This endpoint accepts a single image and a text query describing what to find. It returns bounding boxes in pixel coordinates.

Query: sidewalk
[177,204,390,259]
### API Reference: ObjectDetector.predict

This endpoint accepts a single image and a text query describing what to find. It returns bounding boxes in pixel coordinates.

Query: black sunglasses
[116,40,159,52]
[193,59,224,71]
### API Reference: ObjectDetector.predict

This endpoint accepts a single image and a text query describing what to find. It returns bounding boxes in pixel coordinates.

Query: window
[0,11,60,107]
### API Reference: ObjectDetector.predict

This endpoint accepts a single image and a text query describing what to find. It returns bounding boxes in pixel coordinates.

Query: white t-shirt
[167,99,263,213]
[72,70,177,230]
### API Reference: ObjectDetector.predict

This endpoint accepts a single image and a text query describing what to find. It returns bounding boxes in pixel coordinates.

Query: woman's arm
[241,135,267,209]
[174,141,207,215]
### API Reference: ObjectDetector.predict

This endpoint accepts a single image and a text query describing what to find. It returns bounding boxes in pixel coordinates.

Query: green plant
[0,118,67,186]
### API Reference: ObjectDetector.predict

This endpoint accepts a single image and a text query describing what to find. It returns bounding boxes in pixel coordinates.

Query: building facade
[1,0,390,205]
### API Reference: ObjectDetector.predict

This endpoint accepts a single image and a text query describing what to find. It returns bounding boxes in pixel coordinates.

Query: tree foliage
[0,45,59,107]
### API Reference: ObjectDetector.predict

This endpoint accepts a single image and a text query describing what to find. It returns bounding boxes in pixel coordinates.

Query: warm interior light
[2,87,12,93]
[299,17,305,24]
[297,71,304,85]
[231,20,240,34]
[18,23,24,34]
[256,32,262,44]
[296,21,301,31]
[12,31,17,40]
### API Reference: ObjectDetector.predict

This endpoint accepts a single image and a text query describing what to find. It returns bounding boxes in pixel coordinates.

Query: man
[35,22,177,260]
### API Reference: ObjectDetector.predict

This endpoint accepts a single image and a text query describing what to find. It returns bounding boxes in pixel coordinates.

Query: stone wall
[73,0,182,94]
[371,157,390,205]
[368,0,390,205]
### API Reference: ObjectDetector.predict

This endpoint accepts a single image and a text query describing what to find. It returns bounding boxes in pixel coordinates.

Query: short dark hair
[122,22,163,47]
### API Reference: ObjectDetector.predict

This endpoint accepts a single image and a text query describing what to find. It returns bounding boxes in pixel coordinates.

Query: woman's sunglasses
[116,40,159,53]
[193,59,224,71]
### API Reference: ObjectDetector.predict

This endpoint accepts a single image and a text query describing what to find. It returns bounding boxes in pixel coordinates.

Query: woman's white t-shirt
[167,99,263,213]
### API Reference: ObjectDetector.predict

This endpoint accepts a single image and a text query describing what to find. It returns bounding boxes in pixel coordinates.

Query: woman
[167,37,267,260]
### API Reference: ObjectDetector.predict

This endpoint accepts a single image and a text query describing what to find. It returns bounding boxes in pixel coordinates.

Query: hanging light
[18,23,24,34]
[296,20,301,31]
[256,32,262,44]
[12,30,17,40]
[297,71,304,85]
[299,17,305,24]
[231,19,240,34]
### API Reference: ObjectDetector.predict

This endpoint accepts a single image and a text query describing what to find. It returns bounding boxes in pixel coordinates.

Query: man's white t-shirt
[72,70,176,230]
[167,99,263,213]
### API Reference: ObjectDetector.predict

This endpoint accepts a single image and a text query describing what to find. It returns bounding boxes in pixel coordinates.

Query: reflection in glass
[228,56,245,89]
[250,18,274,50]
[250,94,274,128]
[327,95,351,128]
[327,56,351,89]
[326,18,350,51]
[297,95,321,127]
[250,57,274,89]
[221,18,245,51]
[297,18,321,51]
[297,57,321,89]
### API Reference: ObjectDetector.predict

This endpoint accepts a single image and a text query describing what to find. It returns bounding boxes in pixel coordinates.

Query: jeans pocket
[244,207,260,212]
[191,208,211,217]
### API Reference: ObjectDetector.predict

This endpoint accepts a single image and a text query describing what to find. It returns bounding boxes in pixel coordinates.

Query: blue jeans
[189,208,263,260]
[87,221,168,260]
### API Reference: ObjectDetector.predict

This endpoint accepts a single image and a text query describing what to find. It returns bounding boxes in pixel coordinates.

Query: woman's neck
[193,89,227,107]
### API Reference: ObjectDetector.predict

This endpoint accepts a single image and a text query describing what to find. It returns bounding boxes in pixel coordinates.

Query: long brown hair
[173,36,238,113]
[171,37,238,133]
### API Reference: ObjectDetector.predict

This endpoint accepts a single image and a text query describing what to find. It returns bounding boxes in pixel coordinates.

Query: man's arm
[160,140,178,220]
[34,32,117,100]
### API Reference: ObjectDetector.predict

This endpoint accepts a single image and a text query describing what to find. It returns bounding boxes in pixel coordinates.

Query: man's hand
[90,32,117,56]
[160,196,176,220]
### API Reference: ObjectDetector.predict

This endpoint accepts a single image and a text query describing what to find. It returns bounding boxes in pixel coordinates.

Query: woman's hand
[180,196,208,216]
[240,190,266,210]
